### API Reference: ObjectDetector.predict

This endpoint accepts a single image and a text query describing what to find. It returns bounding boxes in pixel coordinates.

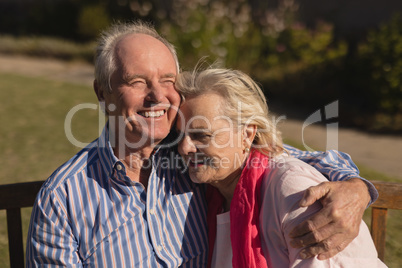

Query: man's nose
[179,136,197,155]
[145,83,164,103]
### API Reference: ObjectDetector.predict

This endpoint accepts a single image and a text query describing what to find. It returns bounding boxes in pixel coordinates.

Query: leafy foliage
[358,14,402,116]
[0,0,401,131]
[77,4,111,40]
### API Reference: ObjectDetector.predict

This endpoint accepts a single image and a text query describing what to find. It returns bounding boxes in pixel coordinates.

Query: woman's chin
[189,176,204,184]
[188,173,209,184]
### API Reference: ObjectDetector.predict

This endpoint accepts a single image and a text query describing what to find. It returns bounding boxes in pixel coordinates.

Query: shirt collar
[97,123,120,178]
[96,123,166,179]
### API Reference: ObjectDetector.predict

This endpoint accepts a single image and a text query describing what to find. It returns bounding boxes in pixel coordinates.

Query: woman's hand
[288,178,371,260]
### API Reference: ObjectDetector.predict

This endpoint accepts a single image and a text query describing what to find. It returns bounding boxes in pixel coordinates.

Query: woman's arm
[259,157,385,267]
[284,144,378,259]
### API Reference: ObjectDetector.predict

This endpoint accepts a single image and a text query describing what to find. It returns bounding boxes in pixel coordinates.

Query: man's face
[104,34,181,147]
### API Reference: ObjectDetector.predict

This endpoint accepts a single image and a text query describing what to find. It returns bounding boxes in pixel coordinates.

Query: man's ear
[93,80,104,102]
[94,80,109,115]
[243,124,257,148]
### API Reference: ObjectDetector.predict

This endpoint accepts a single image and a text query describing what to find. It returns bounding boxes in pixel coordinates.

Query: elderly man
[26,21,376,267]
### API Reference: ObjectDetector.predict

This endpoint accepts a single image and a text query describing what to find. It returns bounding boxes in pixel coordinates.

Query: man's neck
[120,154,152,188]
[109,126,162,160]
[108,125,165,187]
[111,140,159,188]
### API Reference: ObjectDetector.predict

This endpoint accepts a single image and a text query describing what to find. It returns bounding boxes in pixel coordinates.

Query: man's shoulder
[43,141,100,191]
[270,155,326,174]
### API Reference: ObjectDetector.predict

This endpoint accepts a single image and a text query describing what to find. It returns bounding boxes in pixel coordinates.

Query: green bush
[0,0,401,132]
[159,1,346,79]
[275,22,347,65]
[159,0,263,72]
[77,4,111,40]
[253,21,348,107]
[357,14,402,116]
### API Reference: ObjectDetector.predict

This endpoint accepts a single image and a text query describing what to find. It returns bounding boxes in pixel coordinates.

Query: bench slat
[0,179,401,266]
[369,180,402,262]
[370,207,388,261]
[7,208,25,268]
[371,181,402,210]
[0,181,44,210]
[0,181,44,267]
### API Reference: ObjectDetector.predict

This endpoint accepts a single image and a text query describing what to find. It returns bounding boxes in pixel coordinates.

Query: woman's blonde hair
[176,68,284,157]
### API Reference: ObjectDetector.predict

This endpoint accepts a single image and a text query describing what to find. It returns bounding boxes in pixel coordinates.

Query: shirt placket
[146,155,173,266]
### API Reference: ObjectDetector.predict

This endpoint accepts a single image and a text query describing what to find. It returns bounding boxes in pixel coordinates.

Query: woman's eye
[190,132,211,141]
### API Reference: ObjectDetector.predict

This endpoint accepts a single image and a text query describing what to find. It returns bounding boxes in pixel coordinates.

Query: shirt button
[157,245,163,251]
[116,164,123,171]
[149,208,155,215]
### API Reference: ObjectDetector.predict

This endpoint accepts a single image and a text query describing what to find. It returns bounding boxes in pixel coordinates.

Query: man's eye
[161,80,175,86]
[129,80,147,89]
[131,80,146,85]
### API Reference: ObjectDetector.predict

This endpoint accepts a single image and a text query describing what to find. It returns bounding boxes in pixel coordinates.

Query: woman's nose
[178,135,197,155]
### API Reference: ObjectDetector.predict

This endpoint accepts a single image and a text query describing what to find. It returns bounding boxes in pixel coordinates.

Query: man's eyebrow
[161,73,176,79]
[123,73,176,81]
[123,73,146,82]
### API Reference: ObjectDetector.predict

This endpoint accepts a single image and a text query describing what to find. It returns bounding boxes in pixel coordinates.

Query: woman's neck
[213,168,243,212]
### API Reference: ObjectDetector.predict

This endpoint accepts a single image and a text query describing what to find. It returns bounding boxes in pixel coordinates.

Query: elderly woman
[175,68,386,268]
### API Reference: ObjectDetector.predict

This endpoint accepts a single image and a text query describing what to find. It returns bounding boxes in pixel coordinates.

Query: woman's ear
[243,124,257,148]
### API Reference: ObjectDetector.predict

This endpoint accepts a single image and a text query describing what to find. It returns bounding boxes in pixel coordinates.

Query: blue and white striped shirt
[26,126,208,267]
[26,126,377,267]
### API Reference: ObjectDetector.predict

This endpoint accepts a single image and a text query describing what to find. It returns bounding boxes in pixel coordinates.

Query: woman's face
[177,93,248,186]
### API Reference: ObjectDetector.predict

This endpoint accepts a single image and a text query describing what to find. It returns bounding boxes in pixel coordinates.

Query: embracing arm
[284,144,377,259]
[259,159,385,267]
[284,144,378,203]
[26,187,82,267]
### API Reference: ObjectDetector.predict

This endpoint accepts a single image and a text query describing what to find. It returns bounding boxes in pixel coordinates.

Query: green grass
[0,73,100,184]
[0,35,95,62]
[0,75,400,267]
[0,73,99,266]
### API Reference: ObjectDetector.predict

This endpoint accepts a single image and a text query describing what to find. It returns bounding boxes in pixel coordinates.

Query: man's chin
[141,130,170,145]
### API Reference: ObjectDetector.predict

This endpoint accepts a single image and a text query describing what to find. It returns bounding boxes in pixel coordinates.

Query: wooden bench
[0,180,45,268]
[369,180,402,261]
[0,180,401,267]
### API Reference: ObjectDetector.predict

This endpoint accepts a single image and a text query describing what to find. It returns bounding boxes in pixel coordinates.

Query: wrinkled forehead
[115,33,177,71]
[176,93,234,131]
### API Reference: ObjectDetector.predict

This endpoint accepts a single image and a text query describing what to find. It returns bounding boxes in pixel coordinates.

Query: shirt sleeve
[259,158,386,268]
[284,144,378,204]
[26,186,82,267]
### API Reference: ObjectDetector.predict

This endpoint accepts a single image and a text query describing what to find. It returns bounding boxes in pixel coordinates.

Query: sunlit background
[0,0,401,267]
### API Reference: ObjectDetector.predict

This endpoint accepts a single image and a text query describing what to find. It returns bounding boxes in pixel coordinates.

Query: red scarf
[206,149,270,268]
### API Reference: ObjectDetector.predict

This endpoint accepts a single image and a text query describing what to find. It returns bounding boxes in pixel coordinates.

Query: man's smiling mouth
[138,110,166,118]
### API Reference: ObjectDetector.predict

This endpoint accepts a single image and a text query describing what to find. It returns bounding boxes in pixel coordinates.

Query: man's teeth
[139,110,165,118]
